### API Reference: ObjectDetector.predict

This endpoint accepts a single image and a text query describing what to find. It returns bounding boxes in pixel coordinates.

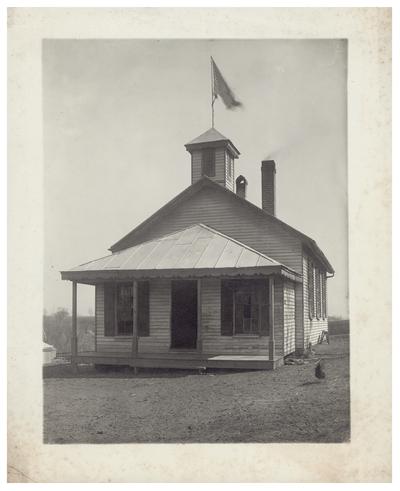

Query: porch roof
[61,224,300,283]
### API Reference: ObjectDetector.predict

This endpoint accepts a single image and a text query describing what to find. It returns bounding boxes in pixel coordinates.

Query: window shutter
[221,281,233,336]
[104,283,115,336]
[137,281,150,337]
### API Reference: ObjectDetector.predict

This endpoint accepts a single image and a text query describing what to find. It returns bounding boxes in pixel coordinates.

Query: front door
[170,280,198,349]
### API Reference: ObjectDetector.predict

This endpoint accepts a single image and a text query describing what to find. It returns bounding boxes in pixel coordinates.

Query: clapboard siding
[302,253,328,348]
[214,148,229,189]
[138,279,171,353]
[225,152,234,191]
[283,280,296,355]
[116,186,302,273]
[95,279,289,357]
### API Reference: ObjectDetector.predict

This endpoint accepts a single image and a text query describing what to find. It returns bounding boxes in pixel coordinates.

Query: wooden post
[71,280,78,372]
[268,275,275,361]
[132,279,138,360]
[197,278,203,354]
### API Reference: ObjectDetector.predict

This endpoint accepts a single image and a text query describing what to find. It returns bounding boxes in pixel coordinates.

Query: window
[315,269,321,319]
[116,283,133,335]
[221,280,269,336]
[201,148,215,177]
[321,273,327,319]
[307,258,315,319]
[104,281,150,336]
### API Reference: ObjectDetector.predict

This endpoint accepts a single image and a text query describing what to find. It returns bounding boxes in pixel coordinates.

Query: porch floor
[73,351,283,370]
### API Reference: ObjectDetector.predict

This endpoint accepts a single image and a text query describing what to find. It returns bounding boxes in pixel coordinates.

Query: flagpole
[211,56,215,128]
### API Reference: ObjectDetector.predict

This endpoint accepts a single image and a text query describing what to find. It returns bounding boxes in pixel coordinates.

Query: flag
[211,57,242,109]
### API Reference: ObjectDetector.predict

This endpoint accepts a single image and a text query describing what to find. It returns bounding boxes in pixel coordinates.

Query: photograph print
[42,39,349,444]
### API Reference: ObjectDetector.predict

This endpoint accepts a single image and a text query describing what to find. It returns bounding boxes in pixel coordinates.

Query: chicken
[315,358,326,379]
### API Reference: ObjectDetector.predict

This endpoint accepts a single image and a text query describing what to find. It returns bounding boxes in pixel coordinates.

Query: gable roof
[62,224,300,282]
[109,177,334,274]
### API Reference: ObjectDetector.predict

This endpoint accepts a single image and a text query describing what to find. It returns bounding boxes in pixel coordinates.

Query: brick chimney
[261,160,276,215]
[235,175,248,199]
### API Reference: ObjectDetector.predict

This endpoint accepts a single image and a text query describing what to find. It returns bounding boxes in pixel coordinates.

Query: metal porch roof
[62,224,298,281]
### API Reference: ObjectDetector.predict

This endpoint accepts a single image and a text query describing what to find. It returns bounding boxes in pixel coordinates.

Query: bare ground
[43,335,350,443]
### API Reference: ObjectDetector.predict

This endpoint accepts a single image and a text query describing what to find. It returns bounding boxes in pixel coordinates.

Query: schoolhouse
[61,127,334,370]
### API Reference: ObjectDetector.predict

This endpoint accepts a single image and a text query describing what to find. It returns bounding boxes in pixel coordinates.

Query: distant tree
[43,307,70,351]
[43,307,95,352]
[54,307,69,324]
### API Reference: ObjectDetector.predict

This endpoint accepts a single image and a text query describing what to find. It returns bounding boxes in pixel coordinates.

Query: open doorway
[170,280,198,350]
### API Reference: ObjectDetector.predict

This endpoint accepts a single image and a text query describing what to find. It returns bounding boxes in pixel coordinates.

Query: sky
[43,39,348,317]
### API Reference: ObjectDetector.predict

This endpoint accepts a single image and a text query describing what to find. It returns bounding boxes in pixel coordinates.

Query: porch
[71,350,284,370]
[67,274,282,371]
[61,224,300,370]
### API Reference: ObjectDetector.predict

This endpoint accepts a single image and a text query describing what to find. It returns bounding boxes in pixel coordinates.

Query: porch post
[71,280,78,371]
[268,275,275,361]
[132,279,138,358]
[197,278,203,353]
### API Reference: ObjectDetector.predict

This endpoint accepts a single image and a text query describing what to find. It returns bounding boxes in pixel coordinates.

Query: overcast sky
[43,39,348,317]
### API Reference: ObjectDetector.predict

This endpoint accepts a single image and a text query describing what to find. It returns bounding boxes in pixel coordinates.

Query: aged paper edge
[7,7,391,483]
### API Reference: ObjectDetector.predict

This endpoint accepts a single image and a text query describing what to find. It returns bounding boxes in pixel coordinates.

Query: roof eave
[61,265,301,283]
[184,140,240,158]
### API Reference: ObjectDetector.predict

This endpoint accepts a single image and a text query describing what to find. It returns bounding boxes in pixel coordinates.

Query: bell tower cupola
[184,128,240,191]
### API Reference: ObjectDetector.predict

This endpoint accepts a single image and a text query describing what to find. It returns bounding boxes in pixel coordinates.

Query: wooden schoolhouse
[61,127,333,370]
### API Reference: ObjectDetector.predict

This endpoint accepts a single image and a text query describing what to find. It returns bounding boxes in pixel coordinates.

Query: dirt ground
[43,335,350,443]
